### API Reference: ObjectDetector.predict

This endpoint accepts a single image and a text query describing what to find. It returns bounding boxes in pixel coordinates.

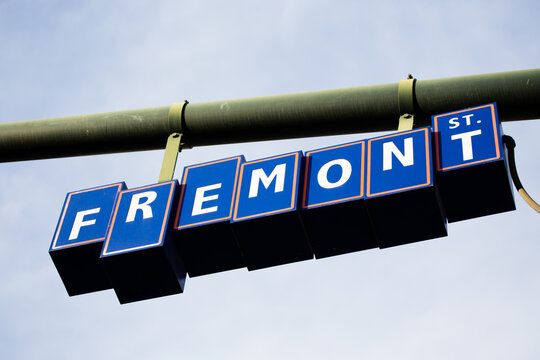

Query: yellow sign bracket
[398,74,417,132]
[158,101,189,182]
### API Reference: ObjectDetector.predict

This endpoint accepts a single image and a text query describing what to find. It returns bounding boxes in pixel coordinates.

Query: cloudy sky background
[1,1,539,359]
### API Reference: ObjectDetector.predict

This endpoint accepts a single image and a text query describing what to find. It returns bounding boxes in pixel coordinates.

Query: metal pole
[1,68,539,162]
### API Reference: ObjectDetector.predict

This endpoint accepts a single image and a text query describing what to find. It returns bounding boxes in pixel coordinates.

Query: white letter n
[383,137,414,171]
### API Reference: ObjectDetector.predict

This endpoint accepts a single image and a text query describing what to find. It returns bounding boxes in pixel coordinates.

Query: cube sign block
[366,127,447,248]
[101,181,186,304]
[173,156,245,277]
[301,141,377,258]
[49,182,126,296]
[232,152,313,270]
[432,103,515,222]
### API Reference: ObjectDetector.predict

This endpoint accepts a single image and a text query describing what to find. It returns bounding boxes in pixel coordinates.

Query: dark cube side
[366,186,447,248]
[50,242,111,296]
[365,127,447,249]
[173,221,245,277]
[301,200,377,258]
[232,211,312,271]
[100,181,186,304]
[49,182,126,296]
[301,140,376,258]
[432,103,515,222]
[231,151,313,271]
[436,154,515,222]
[172,156,246,277]
[101,241,185,304]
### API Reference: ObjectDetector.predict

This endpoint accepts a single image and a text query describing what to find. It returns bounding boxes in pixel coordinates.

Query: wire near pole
[503,135,540,214]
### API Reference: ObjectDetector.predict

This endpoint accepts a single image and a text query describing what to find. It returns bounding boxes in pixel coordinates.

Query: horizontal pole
[1,68,539,162]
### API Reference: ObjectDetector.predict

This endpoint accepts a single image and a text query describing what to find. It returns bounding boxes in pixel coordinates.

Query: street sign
[49,182,125,295]
[231,152,313,270]
[101,181,186,304]
[432,103,515,222]
[173,156,245,276]
[49,104,517,303]
[301,140,376,258]
[365,128,447,248]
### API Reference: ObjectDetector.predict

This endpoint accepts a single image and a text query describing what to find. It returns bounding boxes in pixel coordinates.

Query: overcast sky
[1,1,539,359]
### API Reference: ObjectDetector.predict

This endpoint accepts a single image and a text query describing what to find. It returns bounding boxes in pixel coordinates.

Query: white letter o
[317,159,352,189]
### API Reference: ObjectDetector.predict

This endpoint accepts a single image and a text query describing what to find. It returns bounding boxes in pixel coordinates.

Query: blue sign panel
[366,127,433,198]
[231,151,312,270]
[232,152,302,222]
[101,180,186,304]
[432,103,515,222]
[172,156,245,277]
[49,182,126,296]
[301,141,376,258]
[365,128,446,248]
[174,156,244,229]
[302,140,365,208]
[433,103,502,171]
[51,182,125,251]
[102,181,178,256]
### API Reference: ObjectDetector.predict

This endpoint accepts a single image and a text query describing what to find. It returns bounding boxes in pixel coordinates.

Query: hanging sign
[301,140,377,258]
[173,156,245,277]
[432,103,515,222]
[50,103,515,304]
[49,182,125,296]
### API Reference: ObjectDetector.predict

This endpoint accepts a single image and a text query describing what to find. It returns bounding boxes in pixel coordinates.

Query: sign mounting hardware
[398,74,416,132]
[158,100,189,182]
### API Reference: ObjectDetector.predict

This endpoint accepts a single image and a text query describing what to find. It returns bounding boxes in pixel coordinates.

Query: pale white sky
[1,1,539,359]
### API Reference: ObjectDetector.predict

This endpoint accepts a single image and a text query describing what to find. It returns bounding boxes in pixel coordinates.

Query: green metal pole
[1,68,539,162]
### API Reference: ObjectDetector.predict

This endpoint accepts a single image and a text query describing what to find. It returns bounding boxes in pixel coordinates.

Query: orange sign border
[433,104,501,171]
[50,183,124,251]
[232,152,300,222]
[301,141,365,209]
[366,128,431,198]
[102,181,176,256]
